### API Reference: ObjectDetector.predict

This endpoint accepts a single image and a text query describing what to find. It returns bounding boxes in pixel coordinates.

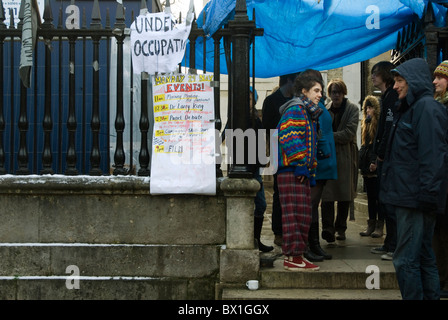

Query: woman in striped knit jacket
[276,73,323,271]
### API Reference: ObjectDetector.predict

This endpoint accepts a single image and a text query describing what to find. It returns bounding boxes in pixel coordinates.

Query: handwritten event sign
[130,11,191,75]
[150,74,216,195]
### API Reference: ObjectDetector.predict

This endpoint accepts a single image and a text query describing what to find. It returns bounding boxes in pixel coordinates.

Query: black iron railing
[0,0,261,176]
[391,3,448,71]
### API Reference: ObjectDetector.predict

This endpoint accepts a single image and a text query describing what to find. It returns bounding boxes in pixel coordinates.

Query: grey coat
[322,99,360,202]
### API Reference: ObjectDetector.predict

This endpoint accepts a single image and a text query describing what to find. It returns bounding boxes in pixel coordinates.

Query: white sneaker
[381,252,393,261]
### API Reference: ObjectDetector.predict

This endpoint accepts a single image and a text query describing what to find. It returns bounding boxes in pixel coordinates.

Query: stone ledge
[0,277,216,299]
[0,244,221,278]
[0,175,228,196]
[220,177,260,197]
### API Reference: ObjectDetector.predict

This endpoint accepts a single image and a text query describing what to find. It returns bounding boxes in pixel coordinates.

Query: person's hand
[369,163,377,172]
[297,175,306,183]
[417,201,437,213]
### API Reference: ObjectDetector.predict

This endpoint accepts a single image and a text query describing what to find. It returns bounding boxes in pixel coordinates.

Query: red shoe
[283,255,320,271]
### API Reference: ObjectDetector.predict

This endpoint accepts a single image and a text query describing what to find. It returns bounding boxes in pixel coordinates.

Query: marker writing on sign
[134,15,176,33]
[133,38,187,57]
[166,83,206,93]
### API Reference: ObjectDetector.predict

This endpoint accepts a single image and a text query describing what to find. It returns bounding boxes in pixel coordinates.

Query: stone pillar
[221,177,259,249]
[219,177,259,284]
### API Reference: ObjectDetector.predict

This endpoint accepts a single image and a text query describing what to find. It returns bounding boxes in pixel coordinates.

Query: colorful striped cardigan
[276,98,318,186]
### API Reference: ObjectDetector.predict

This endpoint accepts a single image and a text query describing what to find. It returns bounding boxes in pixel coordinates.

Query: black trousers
[363,176,383,221]
[271,173,283,236]
[321,200,350,235]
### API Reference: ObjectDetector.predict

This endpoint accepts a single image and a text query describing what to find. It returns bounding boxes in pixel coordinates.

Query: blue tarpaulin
[184,0,448,78]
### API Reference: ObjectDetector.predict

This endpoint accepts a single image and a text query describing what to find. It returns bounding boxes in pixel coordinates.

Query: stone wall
[0,175,259,299]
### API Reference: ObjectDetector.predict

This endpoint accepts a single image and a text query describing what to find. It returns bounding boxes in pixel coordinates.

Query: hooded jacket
[276,97,318,186]
[379,58,448,214]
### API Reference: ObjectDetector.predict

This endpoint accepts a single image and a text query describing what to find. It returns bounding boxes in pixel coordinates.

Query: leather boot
[360,219,376,236]
[371,220,384,238]
[274,235,282,246]
[309,222,332,260]
[304,249,324,262]
[254,216,273,252]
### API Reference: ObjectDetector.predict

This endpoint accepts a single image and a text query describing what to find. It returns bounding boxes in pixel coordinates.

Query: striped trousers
[278,171,312,256]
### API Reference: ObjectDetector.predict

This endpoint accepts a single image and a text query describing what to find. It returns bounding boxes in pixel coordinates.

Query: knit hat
[434,60,448,80]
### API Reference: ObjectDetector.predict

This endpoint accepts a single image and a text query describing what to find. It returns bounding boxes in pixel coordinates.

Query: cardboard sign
[130,11,191,75]
[150,73,216,194]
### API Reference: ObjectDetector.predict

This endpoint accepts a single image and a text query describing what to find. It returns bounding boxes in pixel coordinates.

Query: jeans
[377,160,397,252]
[382,203,397,252]
[393,206,440,300]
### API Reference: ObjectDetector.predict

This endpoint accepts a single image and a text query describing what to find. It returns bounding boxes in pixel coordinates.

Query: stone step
[259,253,398,290]
[221,243,399,300]
[221,288,402,300]
[241,209,398,301]
[0,243,220,278]
[253,181,395,301]
[0,243,220,299]
[256,214,397,289]
[0,277,214,299]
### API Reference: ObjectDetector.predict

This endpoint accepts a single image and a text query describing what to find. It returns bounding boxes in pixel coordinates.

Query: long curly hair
[361,95,380,146]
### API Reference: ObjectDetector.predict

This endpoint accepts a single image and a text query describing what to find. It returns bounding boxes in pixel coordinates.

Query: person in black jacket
[369,61,399,261]
[358,96,382,238]
[380,58,448,300]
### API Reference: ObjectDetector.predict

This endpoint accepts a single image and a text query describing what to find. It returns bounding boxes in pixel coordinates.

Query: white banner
[150,73,216,195]
[130,11,192,75]
[19,0,41,88]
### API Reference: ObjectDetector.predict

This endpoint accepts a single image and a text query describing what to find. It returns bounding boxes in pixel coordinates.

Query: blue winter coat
[315,101,337,181]
[380,58,448,214]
